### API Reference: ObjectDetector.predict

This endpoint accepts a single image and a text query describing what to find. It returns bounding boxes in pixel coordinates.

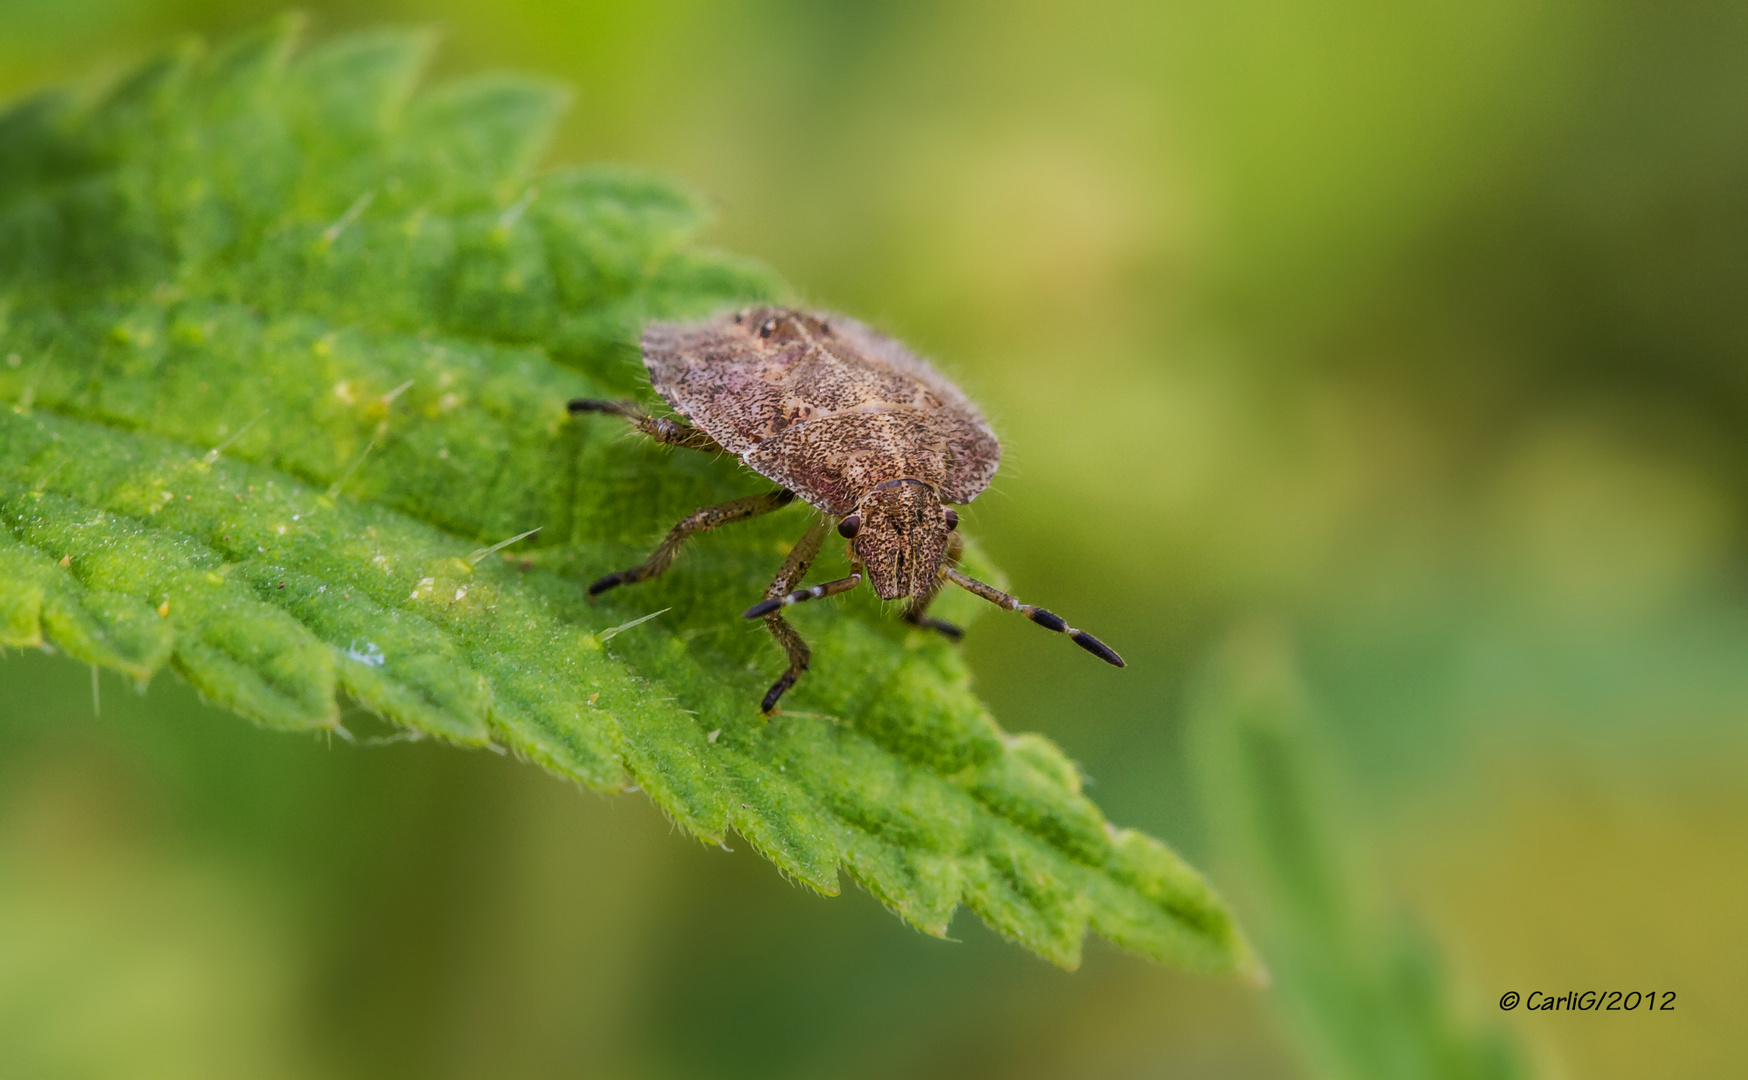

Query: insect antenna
[941,567,1124,666]
[742,573,863,619]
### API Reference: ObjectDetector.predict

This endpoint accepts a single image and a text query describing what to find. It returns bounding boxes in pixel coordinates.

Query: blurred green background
[2,0,1745,1076]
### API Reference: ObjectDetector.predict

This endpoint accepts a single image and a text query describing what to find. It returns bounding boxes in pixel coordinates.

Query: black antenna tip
[1071,630,1125,667]
[743,597,783,620]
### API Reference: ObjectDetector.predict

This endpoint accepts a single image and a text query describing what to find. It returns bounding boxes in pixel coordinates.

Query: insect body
[571,306,1123,713]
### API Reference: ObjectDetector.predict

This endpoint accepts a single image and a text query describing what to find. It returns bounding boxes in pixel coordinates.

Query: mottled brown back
[642,307,1000,515]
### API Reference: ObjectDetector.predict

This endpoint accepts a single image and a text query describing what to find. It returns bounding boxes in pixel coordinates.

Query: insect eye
[943,508,958,531]
[837,514,861,539]
[760,317,777,338]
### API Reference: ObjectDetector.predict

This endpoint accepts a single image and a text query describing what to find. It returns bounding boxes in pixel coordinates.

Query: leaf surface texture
[0,19,1255,974]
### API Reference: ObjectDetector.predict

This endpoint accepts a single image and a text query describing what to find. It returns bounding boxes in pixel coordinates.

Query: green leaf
[1189,625,1524,1077]
[0,17,1256,974]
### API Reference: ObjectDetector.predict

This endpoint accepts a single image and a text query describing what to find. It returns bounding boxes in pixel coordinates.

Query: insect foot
[573,305,1123,713]
[900,610,965,641]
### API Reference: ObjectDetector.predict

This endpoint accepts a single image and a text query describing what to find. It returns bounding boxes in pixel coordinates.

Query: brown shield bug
[571,306,1123,713]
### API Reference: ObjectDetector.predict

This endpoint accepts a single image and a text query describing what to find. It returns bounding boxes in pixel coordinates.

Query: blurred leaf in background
[1190,623,1525,1080]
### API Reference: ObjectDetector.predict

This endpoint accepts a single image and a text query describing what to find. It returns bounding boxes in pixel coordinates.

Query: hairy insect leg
[589,490,795,597]
[568,398,727,454]
[900,532,965,641]
[941,566,1125,667]
[750,520,835,714]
